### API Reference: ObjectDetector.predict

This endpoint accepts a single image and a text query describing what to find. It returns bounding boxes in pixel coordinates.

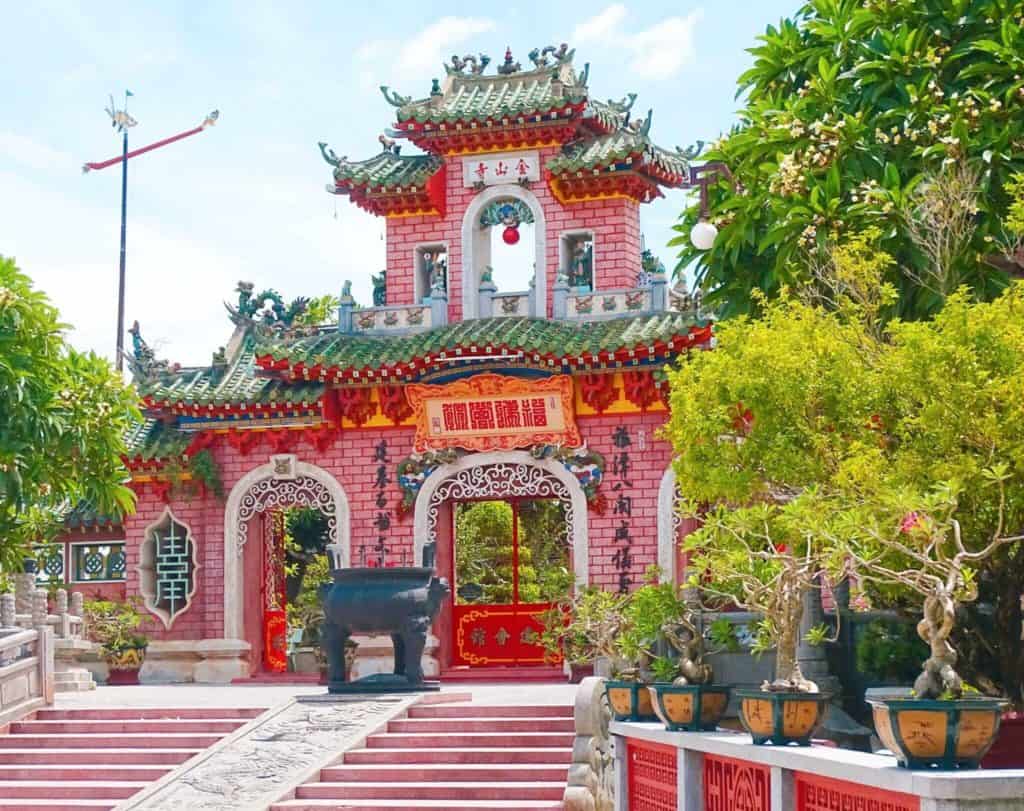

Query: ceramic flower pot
[606,680,658,722]
[736,688,830,746]
[104,646,146,686]
[649,684,731,732]
[981,712,1024,769]
[868,697,1008,769]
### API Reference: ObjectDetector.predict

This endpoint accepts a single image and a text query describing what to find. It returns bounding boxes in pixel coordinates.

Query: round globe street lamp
[690,219,718,251]
[685,161,736,251]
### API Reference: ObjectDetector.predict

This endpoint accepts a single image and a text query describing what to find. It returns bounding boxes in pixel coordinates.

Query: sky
[0,0,795,367]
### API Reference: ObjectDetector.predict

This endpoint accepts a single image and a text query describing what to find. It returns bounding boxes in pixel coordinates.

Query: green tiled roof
[394,65,586,125]
[125,418,191,460]
[547,130,691,179]
[334,152,443,189]
[139,335,324,407]
[256,313,708,374]
[57,500,123,530]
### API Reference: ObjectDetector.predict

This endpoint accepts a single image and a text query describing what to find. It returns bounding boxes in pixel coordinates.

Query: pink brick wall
[383,147,644,318]
[125,411,672,645]
[577,411,672,591]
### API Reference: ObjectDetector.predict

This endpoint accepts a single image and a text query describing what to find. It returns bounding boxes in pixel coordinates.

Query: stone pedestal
[54,637,96,692]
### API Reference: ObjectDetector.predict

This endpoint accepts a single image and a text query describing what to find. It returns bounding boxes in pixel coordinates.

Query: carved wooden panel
[703,753,770,811]
[626,738,677,811]
[795,772,919,811]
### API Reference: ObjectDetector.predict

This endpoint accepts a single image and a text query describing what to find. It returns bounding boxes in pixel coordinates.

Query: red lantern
[502,225,520,245]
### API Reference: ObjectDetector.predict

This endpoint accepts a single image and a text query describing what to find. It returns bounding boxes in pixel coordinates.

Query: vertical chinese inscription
[611,426,634,593]
[371,439,392,566]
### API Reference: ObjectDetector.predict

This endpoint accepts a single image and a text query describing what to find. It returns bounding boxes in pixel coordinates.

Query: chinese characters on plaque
[461,151,540,187]
[405,374,581,453]
[610,426,634,593]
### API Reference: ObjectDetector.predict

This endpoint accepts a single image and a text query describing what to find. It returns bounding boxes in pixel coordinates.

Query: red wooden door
[260,512,288,672]
[451,498,568,667]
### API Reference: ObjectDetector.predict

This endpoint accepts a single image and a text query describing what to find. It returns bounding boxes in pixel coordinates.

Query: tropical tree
[0,256,139,567]
[664,281,1024,703]
[674,0,1024,318]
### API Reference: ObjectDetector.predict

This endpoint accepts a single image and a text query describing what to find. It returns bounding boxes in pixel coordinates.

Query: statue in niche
[424,251,447,295]
[568,241,593,289]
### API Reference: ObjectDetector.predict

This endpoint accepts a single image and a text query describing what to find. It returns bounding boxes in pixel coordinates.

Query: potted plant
[683,503,843,745]
[648,610,735,732]
[537,583,624,683]
[83,598,149,685]
[845,495,1019,769]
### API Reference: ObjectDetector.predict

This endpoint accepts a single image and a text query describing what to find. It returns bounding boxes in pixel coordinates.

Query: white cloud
[571,5,704,81]
[572,4,628,45]
[0,133,77,172]
[357,16,496,90]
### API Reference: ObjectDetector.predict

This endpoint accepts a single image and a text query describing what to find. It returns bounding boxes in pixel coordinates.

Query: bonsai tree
[839,489,1023,699]
[615,576,687,683]
[538,586,629,668]
[83,598,149,667]
[684,502,844,693]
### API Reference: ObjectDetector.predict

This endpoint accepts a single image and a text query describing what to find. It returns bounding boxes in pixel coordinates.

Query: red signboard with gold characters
[404,373,581,453]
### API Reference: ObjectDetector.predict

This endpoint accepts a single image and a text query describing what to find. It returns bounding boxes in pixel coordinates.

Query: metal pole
[115,130,128,371]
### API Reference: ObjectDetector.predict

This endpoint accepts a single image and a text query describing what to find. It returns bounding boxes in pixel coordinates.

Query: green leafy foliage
[664,283,1024,700]
[0,257,140,567]
[856,619,928,683]
[674,0,1024,318]
[83,598,149,654]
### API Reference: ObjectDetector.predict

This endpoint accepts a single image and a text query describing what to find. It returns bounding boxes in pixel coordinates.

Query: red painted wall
[385,147,643,318]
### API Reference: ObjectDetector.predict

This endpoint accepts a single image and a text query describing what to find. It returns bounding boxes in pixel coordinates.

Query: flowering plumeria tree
[674,0,1024,318]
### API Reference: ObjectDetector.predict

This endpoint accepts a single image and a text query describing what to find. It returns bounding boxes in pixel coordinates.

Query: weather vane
[83,91,219,370]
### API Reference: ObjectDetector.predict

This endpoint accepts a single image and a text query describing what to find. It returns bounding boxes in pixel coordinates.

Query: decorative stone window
[138,508,199,629]
[31,544,66,586]
[560,231,594,290]
[71,542,126,583]
[415,244,448,303]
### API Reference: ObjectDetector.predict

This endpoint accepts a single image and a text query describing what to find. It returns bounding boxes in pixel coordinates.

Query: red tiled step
[343,747,572,765]
[11,719,247,735]
[0,733,222,749]
[295,781,564,801]
[387,717,575,733]
[365,731,572,749]
[0,764,171,781]
[272,801,562,810]
[0,748,200,765]
[322,763,568,783]
[0,780,148,799]
[0,801,118,810]
[407,704,572,719]
[33,707,265,721]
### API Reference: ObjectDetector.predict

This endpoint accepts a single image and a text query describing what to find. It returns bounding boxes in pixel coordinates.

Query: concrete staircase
[271,702,573,810]
[0,705,265,810]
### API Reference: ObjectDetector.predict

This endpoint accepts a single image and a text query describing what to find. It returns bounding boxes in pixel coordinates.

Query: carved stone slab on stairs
[113,695,418,811]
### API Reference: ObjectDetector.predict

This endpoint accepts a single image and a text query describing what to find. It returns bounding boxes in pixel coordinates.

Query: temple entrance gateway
[451,498,570,667]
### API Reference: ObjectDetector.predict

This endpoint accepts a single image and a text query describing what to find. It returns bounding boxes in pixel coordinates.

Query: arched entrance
[413,451,588,671]
[223,457,350,674]
[461,184,548,319]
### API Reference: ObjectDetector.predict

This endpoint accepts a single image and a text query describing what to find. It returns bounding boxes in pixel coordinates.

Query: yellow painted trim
[384,207,442,219]
[548,178,640,206]
[132,473,194,484]
[442,139,562,157]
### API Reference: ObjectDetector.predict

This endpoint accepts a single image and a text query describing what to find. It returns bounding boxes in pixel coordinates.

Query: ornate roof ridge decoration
[224,281,322,342]
[128,321,182,383]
